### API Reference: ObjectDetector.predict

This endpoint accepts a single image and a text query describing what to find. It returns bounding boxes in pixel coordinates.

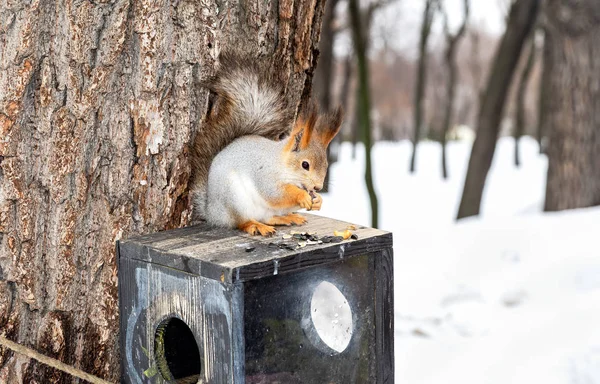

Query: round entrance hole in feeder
[308,281,353,354]
[154,317,201,383]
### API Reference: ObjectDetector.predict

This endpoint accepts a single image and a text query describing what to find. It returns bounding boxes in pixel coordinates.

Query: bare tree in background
[349,0,379,228]
[314,0,341,192]
[409,0,437,173]
[543,0,600,211]
[350,0,388,160]
[0,0,325,381]
[340,54,355,124]
[456,0,539,219]
[339,52,355,158]
[440,0,470,179]
[536,23,551,154]
[513,34,536,166]
[469,29,485,104]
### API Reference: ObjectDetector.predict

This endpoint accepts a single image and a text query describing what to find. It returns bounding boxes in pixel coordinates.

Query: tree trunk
[537,26,552,154]
[441,0,469,180]
[543,0,600,211]
[338,53,354,157]
[468,30,485,107]
[349,0,379,228]
[409,0,436,173]
[340,55,354,119]
[456,0,539,219]
[0,0,325,382]
[351,4,377,161]
[514,34,536,167]
[337,54,353,161]
[314,0,340,192]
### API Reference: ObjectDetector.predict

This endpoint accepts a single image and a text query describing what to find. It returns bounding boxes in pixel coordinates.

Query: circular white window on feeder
[309,281,353,354]
[154,317,201,383]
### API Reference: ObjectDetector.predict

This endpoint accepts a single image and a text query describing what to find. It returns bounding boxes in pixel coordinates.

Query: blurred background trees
[439,0,469,179]
[409,0,437,174]
[313,0,599,226]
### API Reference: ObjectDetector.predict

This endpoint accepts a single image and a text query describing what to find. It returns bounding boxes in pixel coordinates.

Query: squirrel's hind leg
[238,220,276,237]
[266,213,307,226]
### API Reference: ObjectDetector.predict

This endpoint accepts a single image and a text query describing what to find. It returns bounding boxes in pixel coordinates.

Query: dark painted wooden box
[118,214,394,384]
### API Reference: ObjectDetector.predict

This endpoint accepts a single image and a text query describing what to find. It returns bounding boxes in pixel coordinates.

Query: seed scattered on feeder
[245,246,255,252]
[346,225,357,230]
[334,230,352,240]
[319,236,342,243]
[269,229,358,252]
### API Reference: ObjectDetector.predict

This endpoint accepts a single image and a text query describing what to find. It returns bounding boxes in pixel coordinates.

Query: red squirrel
[190,52,342,236]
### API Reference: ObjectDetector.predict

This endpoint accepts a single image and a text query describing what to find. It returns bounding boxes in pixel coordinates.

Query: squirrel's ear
[285,103,318,152]
[318,106,343,146]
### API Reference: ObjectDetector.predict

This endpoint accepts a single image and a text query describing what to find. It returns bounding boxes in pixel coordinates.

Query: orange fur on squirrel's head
[282,103,343,192]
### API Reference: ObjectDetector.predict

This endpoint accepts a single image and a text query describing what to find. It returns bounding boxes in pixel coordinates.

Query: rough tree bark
[0,0,325,382]
[409,0,436,173]
[440,0,469,180]
[513,34,536,167]
[456,0,539,219]
[543,0,600,211]
[314,0,340,192]
[349,0,379,228]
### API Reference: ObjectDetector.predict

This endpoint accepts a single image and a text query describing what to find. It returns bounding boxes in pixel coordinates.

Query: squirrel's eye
[302,161,310,170]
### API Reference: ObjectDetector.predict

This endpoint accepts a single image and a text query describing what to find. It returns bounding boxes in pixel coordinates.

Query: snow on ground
[317,136,600,384]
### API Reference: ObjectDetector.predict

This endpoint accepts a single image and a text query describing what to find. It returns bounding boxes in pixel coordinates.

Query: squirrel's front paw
[310,192,323,211]
[298,190,313,211]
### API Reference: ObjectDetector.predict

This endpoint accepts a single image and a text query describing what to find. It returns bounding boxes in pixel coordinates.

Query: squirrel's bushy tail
[190,52,293,219]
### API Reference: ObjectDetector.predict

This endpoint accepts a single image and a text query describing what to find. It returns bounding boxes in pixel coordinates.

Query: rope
[0,336,113,384]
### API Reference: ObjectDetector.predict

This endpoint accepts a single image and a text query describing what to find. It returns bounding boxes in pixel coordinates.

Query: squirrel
[190,52,342,236]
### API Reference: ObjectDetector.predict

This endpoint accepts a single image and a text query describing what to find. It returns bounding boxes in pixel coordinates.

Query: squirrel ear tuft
[300,103,318,149]
[318,106,343,146]
[287,102,318,152]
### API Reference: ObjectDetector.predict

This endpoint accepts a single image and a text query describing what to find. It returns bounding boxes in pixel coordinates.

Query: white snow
[318,136,600,384]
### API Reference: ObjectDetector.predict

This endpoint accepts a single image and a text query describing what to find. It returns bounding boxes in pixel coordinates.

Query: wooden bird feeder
[118,214,394,383]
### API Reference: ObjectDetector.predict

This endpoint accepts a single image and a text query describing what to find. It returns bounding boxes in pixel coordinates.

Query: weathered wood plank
[119,214,392,282]
[376,247,395,384]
